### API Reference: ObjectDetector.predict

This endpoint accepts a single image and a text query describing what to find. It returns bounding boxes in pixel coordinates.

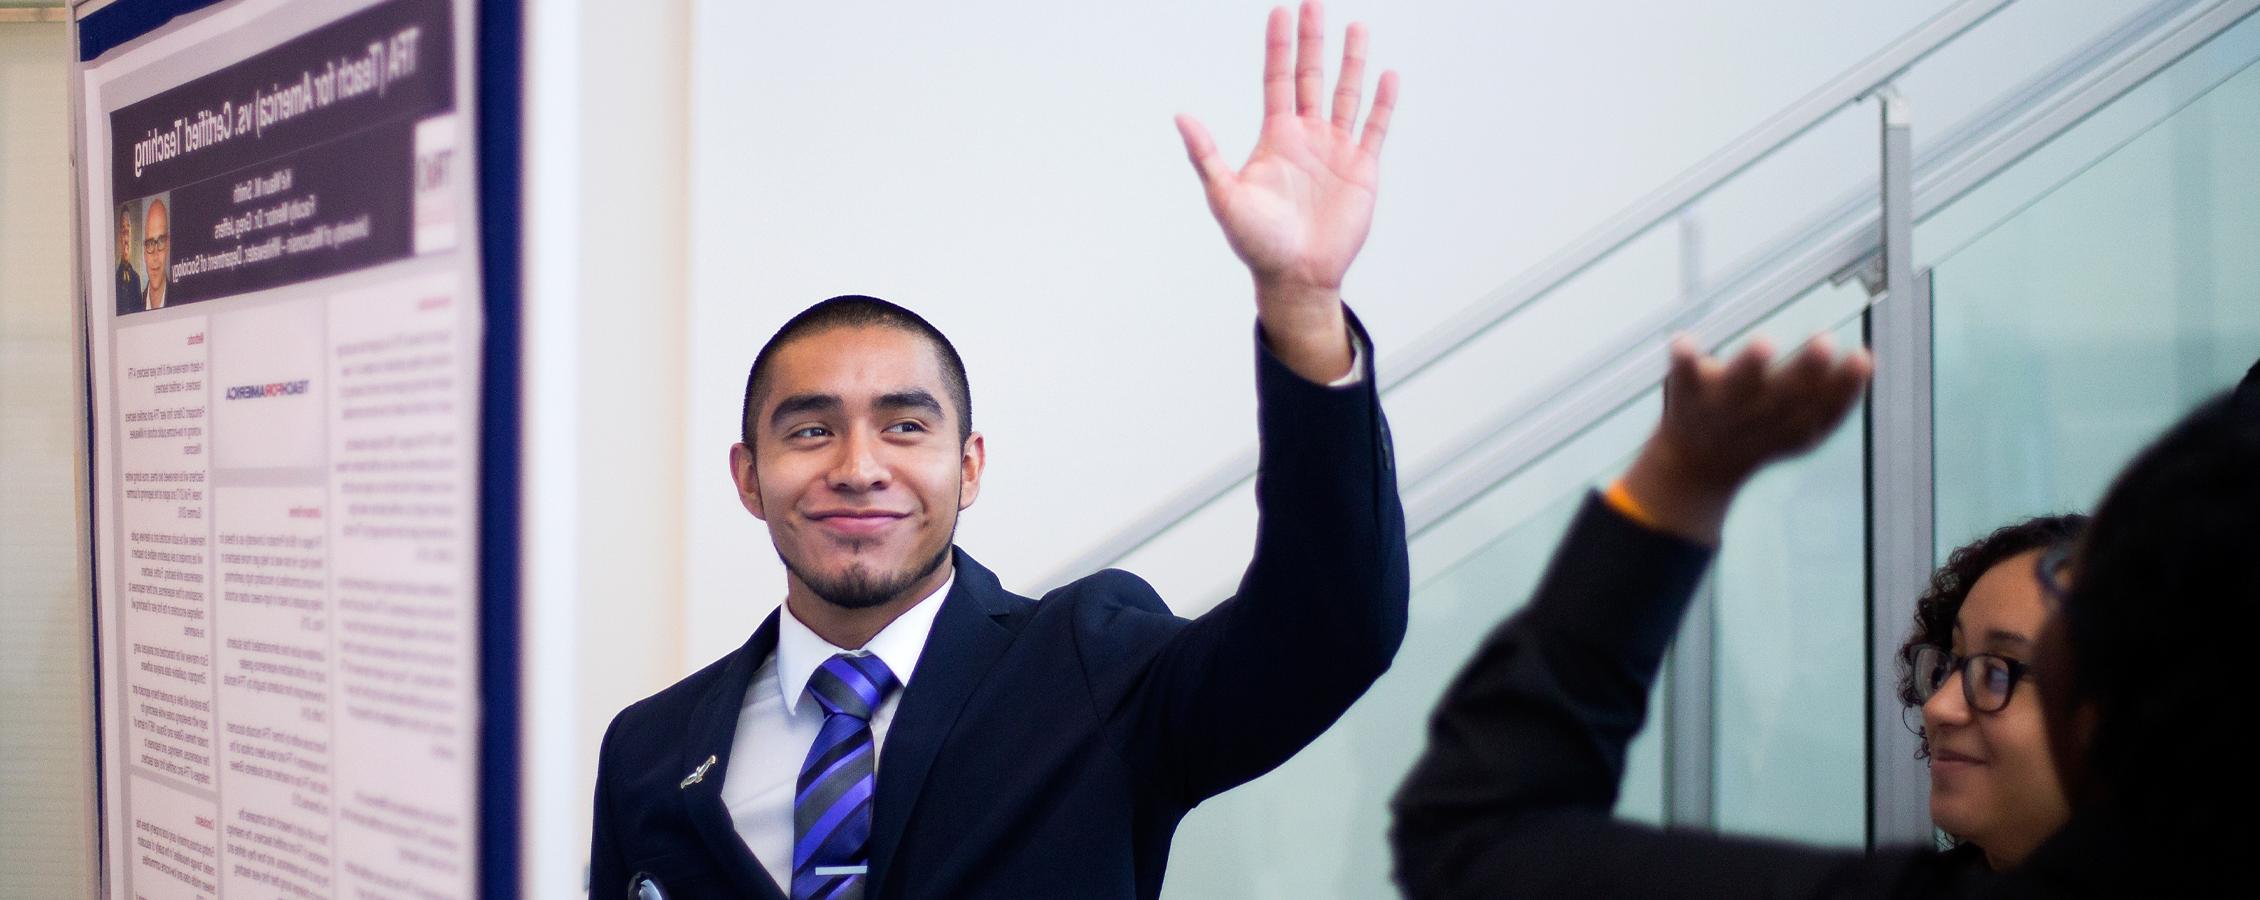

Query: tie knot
[807,653,899,721]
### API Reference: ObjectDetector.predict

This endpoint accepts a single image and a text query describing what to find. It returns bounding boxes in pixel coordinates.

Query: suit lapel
[678,609,790,900]
[867,550,1025,895]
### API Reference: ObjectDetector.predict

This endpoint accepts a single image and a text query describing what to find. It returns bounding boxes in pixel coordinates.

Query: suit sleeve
[590,716,629,899]
[1112,307,1411,805]
[1388,495,1965,899]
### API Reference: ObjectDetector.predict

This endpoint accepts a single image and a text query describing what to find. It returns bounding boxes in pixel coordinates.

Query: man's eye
[885,421,927,434]
[788,426,830,439]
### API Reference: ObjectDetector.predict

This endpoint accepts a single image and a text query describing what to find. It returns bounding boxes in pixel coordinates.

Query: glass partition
[1162,385,1657,899]
[1932,56,2260,553]
[1163,275,1876,895]
[1154,10,2260,898]
[1710,285,1870,846]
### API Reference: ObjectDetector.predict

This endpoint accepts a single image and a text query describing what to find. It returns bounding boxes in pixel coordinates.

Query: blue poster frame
[73,1,523,895]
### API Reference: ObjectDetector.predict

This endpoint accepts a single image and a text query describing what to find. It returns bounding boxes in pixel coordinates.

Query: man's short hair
[741,295,972,447]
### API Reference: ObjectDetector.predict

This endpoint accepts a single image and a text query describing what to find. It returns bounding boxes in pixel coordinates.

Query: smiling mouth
[1932,749,1986,767]
[809,511,908,537]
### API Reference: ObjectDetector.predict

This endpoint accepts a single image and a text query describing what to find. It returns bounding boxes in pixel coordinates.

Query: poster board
[70,0,518,896]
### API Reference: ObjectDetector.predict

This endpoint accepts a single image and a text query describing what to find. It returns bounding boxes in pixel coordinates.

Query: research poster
[78,1,486,897]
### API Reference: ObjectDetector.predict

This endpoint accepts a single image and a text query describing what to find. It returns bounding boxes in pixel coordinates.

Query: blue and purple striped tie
[793,653,899,900]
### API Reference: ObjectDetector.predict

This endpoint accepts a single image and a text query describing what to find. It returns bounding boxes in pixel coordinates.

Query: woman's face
[1921,549,2071,869]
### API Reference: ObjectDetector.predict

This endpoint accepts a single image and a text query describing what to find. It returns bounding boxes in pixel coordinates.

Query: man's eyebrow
[876,389,944,418]
[768,393,841,429]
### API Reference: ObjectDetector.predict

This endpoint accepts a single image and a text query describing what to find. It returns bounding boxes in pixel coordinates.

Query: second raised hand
[1177,1,1400,383]
[1620,333,1875,544]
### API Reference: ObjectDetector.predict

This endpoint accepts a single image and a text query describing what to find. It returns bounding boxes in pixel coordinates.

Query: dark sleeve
[1111,308,1411,805]
[590,717,628,900]
[1390,495,1958,899]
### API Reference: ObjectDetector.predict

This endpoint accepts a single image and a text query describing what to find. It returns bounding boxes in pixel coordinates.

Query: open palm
[1178,2,1398,298]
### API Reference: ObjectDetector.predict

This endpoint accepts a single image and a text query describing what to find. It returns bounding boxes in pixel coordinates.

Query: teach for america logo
[223,379,310,400]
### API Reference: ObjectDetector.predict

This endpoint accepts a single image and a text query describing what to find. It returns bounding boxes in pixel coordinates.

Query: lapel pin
[679,754,717,789]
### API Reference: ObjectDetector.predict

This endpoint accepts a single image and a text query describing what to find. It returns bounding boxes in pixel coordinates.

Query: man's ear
[957,432,986,512]
[729,442,767,520]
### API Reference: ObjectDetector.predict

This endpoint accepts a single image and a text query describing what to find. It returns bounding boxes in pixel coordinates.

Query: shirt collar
[775,571,954,715]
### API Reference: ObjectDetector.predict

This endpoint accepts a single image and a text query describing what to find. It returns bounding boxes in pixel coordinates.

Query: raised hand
[1620,333,1874,543]
[1177,1,1399,383]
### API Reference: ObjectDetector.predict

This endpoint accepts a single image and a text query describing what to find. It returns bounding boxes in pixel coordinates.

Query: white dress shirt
[721,573,952,893]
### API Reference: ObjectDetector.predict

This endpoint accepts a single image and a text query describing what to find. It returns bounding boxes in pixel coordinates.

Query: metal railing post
[1864,88,1935,849]
[1663,213,1716,829]
[1663,578,1717,828]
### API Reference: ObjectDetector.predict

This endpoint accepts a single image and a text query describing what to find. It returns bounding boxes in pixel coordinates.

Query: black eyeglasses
[1912,645,2033,713]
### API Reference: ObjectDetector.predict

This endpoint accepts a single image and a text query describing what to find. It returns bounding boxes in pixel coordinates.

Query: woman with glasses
[1898,515,2085,871]
[1391,340,2260,897]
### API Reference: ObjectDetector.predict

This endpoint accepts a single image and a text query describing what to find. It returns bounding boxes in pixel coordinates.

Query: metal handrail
[1037,0,2255,589]
[1038,0,2020,588]
[1400,0,2258,536]
[1399,0,2242,536]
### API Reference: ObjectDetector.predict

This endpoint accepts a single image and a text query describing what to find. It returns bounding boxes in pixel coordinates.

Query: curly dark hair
[1895,513,2088,758]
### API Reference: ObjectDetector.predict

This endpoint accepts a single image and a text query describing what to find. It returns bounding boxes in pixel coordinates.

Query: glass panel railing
[1139,5,2260,896]
[1162,275,1874,896]
[1930,51,2260,553]
[1898,0,2198,165]
[1915,2,2260,272]
[1042,0,2189,596]
[1709,282,1871,846]
[1161,376,1658,900]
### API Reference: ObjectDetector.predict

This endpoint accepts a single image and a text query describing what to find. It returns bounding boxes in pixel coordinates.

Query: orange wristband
[1603,478,1662,530]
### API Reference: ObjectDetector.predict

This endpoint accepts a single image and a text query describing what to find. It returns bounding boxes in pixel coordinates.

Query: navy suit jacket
[116,261,144,316]
[591,323,1409,899]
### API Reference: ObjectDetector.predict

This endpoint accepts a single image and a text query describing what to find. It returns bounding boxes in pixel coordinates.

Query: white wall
[518,0,692,894]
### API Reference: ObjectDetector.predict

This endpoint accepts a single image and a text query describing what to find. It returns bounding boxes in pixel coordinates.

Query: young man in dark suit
[114,203,143,316]
[591,4,1406,898]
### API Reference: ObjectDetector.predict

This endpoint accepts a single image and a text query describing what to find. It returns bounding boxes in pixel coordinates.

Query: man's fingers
[1175,115,1232,194]
[1359,70,1399,159]
[1666,335,1701,381]
[1784,340,1870,441]
[1332,22,1368,136]
[1803,356,1869,445]
[1842,348,1875,388]
[1295,1,1326,118]
[1720,337,1773,403]
[1783,333,1844,428]
[1782,332,1836,386]
[1262,6,1294,118]
[1831,349,1876,416]
[1663,334,1705,414]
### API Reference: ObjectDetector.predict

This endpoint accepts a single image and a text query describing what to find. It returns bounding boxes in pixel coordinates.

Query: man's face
[731,325,983,610]
[117,211,134,263]
[143,202,170,293]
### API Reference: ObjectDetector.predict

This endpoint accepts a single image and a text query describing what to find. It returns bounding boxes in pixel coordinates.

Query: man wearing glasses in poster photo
[141,195,170,311]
